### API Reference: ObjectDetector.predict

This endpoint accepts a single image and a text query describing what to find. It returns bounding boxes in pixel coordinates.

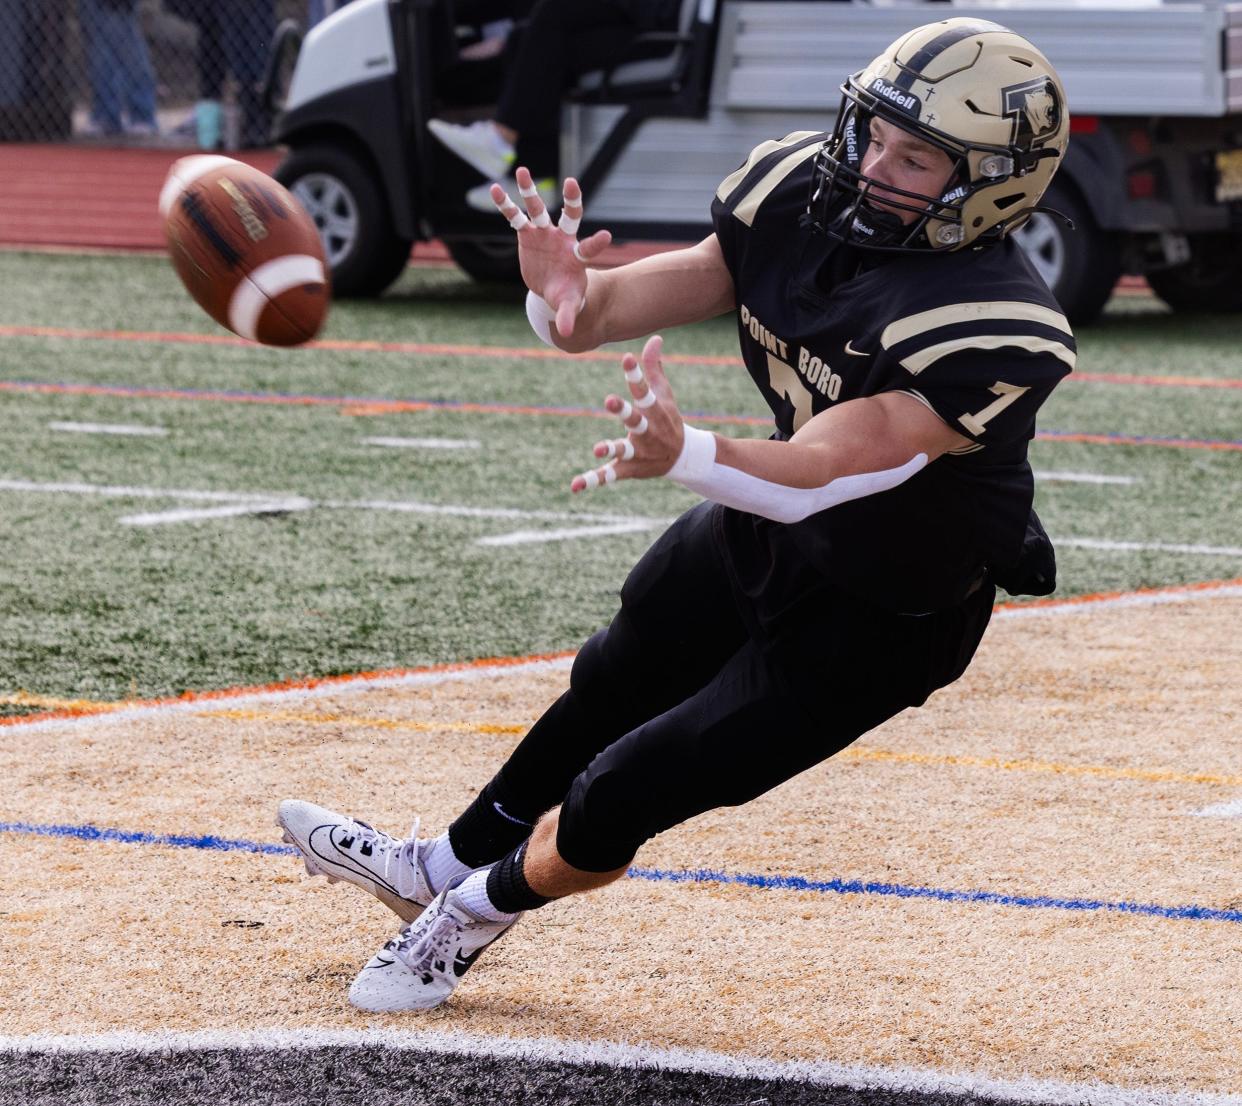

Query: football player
[281,18,1075,1012]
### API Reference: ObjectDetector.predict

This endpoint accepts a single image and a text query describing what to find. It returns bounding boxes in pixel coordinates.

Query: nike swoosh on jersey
[844,340,869,357]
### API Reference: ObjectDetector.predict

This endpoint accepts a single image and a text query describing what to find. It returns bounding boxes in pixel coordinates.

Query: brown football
[160,155,330,346]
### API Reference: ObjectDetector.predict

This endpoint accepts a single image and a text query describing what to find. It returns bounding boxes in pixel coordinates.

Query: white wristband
[525,290,586,348]
[525,290,557,346]
[666,425,928,524]
[666,424,717,482]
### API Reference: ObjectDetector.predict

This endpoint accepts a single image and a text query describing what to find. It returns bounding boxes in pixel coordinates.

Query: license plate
[1214,148,1242,202]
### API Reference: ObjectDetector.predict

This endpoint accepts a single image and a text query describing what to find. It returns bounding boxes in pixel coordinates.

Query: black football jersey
[709,132,1074,615]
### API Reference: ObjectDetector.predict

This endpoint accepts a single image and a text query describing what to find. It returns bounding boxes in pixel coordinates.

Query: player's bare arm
[492,167,735,351]
[573,335,970,507]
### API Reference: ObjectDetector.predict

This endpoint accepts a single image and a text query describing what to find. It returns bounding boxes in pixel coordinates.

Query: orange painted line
[993,575,1242,613]
[6,578,1242,729]
[0,649,575,729]
[6,324,1240,388]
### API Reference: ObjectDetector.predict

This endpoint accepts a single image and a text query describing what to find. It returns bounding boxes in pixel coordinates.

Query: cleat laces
[347,816,426,900]
[393,911,459,976]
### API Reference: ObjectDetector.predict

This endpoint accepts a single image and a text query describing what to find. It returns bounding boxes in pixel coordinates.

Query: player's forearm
[553,240,735,353]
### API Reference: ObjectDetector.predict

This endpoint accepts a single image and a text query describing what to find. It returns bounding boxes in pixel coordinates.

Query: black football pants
[482,502,994,871]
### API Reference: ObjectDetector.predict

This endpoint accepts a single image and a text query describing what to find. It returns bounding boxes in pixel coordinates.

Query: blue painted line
[4,819,1240,925]
[0,820,296,857]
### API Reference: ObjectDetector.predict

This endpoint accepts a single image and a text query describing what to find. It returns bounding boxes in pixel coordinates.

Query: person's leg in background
[221,0,276,147]
[115,0,158,133]
[77,0,124,135]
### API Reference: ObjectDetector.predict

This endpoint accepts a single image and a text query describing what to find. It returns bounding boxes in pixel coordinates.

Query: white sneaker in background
[466,176,559,214]
[349,881,520,1012]
[277,799,436,922]
[427,119,515,180]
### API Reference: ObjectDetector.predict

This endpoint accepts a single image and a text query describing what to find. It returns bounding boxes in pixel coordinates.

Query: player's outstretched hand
[572,335,686,493]
[491,167,611,339]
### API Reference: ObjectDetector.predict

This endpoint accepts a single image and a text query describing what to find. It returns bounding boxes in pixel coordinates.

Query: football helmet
[807,18,1069,252]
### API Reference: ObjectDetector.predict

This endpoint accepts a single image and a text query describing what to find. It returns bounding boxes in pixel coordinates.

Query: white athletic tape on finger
[573,242,586,263]
[495,194,530,230]
[632,415,648,435]
[532,211,552,229]
[634,388,656,409]
[623,365,643,384]
[558,214,580,236]
[519,183,540,198]
[616,401,633,421]
[619,438,635,461]
[580,465,616,490]
[600,440,618,460]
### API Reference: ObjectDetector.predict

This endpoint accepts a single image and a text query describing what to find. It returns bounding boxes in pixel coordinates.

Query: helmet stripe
[894,22,995,91]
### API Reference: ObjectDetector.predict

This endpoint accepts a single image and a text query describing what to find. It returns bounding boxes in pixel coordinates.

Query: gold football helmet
[808,18,1069,252]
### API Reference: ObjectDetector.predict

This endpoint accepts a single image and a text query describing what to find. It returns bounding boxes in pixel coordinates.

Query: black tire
[444,236,522,283]
[1146,236,1242,313]
[1011,181,1120,325]
[276,143,413,298]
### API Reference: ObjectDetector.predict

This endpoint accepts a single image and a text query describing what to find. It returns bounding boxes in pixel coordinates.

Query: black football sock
[485,841,552,914]
[447,776,540,868]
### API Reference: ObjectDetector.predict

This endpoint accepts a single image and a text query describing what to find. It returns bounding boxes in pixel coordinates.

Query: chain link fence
[0,0,330,148]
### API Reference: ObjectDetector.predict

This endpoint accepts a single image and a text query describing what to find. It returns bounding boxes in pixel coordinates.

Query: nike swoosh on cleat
[452,948,485,977]
[304,825,403,897]
[844,339,869,357]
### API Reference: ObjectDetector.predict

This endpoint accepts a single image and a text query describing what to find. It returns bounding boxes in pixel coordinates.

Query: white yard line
[1054,538,1242,558]
[0,1027,1237,1106]
[48,421,168,437]
[120,499,317,526]
[362,436,481,450]
[1192,797,1242,818]
[1034,470,1137,485]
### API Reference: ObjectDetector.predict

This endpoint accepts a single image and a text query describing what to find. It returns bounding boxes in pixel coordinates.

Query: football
[159,155,329,346]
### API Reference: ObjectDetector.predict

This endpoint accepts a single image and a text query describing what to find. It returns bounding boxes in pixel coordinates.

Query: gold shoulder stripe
[880,301,1072,350]
[898,389,983,452]
[900,334,1077,376]
[715,131,821,207]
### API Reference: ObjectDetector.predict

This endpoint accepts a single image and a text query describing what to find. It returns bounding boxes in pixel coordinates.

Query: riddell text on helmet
[869,78,921,114]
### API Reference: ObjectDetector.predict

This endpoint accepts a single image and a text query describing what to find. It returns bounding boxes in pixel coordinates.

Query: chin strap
[667,426,929,524]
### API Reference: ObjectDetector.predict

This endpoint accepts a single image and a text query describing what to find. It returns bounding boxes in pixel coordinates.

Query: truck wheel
[444,236,521,283]
[276,144,413,298]
[1012,181,1120,326]
[1146,236,1242,312]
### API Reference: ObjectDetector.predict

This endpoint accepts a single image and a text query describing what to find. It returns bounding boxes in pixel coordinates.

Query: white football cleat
[427,119,515,180]
[348,882,519,1012]
[277,799,435,923]
[465,176,558,214]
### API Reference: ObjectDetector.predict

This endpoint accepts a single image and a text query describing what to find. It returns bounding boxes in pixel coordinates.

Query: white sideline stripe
[6,656,576,736]
[1033,470,1136,485]
[993,583,1242,621]
[156,154,238,219]
[1193,797,1242,818]
[120,499,316,526]
[0,1027,1238,1106]
[227,255,325,342]
[1055,538,1242,558]
[48,421,168,437]
[477,522,658,546]
[363,436,481,450]
[11,582,1242,735]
